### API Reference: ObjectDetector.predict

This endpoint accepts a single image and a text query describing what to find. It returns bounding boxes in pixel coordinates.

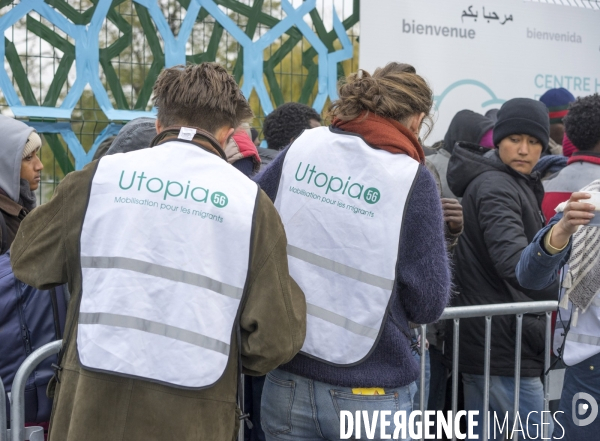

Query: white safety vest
[274,127,420,365]
[77,140,258,388]
[557,286,600,366]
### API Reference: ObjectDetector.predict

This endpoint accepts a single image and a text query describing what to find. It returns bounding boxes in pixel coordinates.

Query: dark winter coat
[258,148,280,171]
[0,188,28,254]
[445,142,558,377]
[427,110,494,198]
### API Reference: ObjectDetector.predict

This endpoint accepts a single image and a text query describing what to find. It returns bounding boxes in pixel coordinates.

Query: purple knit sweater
[253,137,451,388]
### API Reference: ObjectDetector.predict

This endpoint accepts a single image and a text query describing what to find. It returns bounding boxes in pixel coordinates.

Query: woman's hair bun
[330,62,434,137]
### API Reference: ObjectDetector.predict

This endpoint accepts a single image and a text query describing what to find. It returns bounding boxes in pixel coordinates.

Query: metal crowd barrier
[4,301,559,441]
[417,300,559,441]
[8,341,62,441]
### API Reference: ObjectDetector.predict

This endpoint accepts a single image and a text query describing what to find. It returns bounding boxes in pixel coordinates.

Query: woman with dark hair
[255,63,451,440]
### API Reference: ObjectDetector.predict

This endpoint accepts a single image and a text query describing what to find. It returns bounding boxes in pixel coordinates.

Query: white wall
[360,0,600,143]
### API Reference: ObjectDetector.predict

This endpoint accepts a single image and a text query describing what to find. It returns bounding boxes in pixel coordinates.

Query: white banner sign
[360,0,600,142]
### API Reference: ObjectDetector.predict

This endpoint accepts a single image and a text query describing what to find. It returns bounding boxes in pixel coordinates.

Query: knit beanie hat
[22,131,42,158]
[539,88,575,124]
[562,133,578,157]
[493,98,550,152]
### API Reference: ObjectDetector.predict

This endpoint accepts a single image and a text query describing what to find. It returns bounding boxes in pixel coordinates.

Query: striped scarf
[557,180,600,326]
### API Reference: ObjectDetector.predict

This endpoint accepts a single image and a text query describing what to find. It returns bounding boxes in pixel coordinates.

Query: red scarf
[332,112,425,163]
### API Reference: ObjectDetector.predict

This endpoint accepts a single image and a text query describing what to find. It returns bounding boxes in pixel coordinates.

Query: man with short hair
[447,98,559,439]
[10,63,306,441]
[259,102,321,168]
[542,94,600,221]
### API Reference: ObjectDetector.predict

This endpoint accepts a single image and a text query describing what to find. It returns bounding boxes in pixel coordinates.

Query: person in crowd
[414,160,463,414]
[539,88,576,156]
[10,63,307,441]
[255,63,451,440]
[485,108,499,123]
[109,119,262,441]
[0,116,43,252]
[516,186,600,440]
[542,94,600,221]
[427,109,494,198]
[562,133,578,158]
[92,135,116,161]
[225,123,261,176]
[259,102,321,169]
[446,98,558,439]
[0,117,68,437]
[532,154,567,181]
[251,127,260,147]
[106,117,157,156]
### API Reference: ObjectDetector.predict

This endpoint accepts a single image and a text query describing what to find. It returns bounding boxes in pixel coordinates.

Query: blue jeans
[552,352,600,440]
[463,373,552,440]
[261,368,417,441]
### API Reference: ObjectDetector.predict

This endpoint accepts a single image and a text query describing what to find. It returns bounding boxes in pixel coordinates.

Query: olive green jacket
[10,161,306,441]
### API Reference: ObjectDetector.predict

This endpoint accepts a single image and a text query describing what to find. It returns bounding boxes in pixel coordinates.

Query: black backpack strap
[0,211,8,255]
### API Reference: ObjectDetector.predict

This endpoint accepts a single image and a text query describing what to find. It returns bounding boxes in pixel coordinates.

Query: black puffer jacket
[445,142,558,377]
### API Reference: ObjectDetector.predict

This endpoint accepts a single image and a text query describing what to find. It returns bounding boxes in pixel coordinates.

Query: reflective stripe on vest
[274,127,419,365]
[78,141,258,388]
[562,287,600,366]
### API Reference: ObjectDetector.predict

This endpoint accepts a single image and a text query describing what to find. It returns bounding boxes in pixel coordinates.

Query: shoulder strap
[0,212,8,255]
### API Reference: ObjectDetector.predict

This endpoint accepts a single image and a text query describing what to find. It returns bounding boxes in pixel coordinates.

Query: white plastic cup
[582,191,600,226]
[584,191,600,210]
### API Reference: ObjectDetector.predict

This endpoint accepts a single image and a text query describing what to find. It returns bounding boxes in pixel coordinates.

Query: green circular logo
[363,187,381,205]
[211,192,229,208]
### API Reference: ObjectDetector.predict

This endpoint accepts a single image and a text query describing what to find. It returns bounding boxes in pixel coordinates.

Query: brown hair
[153,63,253,134]
[330,62,434,137]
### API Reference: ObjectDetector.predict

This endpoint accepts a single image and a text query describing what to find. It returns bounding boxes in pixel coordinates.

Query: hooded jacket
[225,128,261,176]
[445,142,558,377]
[0,116,36,252]
[427,110,494,198]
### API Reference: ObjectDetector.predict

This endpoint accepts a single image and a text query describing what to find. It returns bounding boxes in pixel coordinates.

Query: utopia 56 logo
[294,162,381,205]
[118,171,228,208]
[572,392,598,427]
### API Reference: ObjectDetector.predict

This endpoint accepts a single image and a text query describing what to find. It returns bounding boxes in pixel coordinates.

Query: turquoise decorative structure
[0,0,358,170]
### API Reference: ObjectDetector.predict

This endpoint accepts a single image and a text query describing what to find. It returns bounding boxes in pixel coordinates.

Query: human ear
[408,112,426,137]
[216,127,235,148]
[155,119,162,134]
